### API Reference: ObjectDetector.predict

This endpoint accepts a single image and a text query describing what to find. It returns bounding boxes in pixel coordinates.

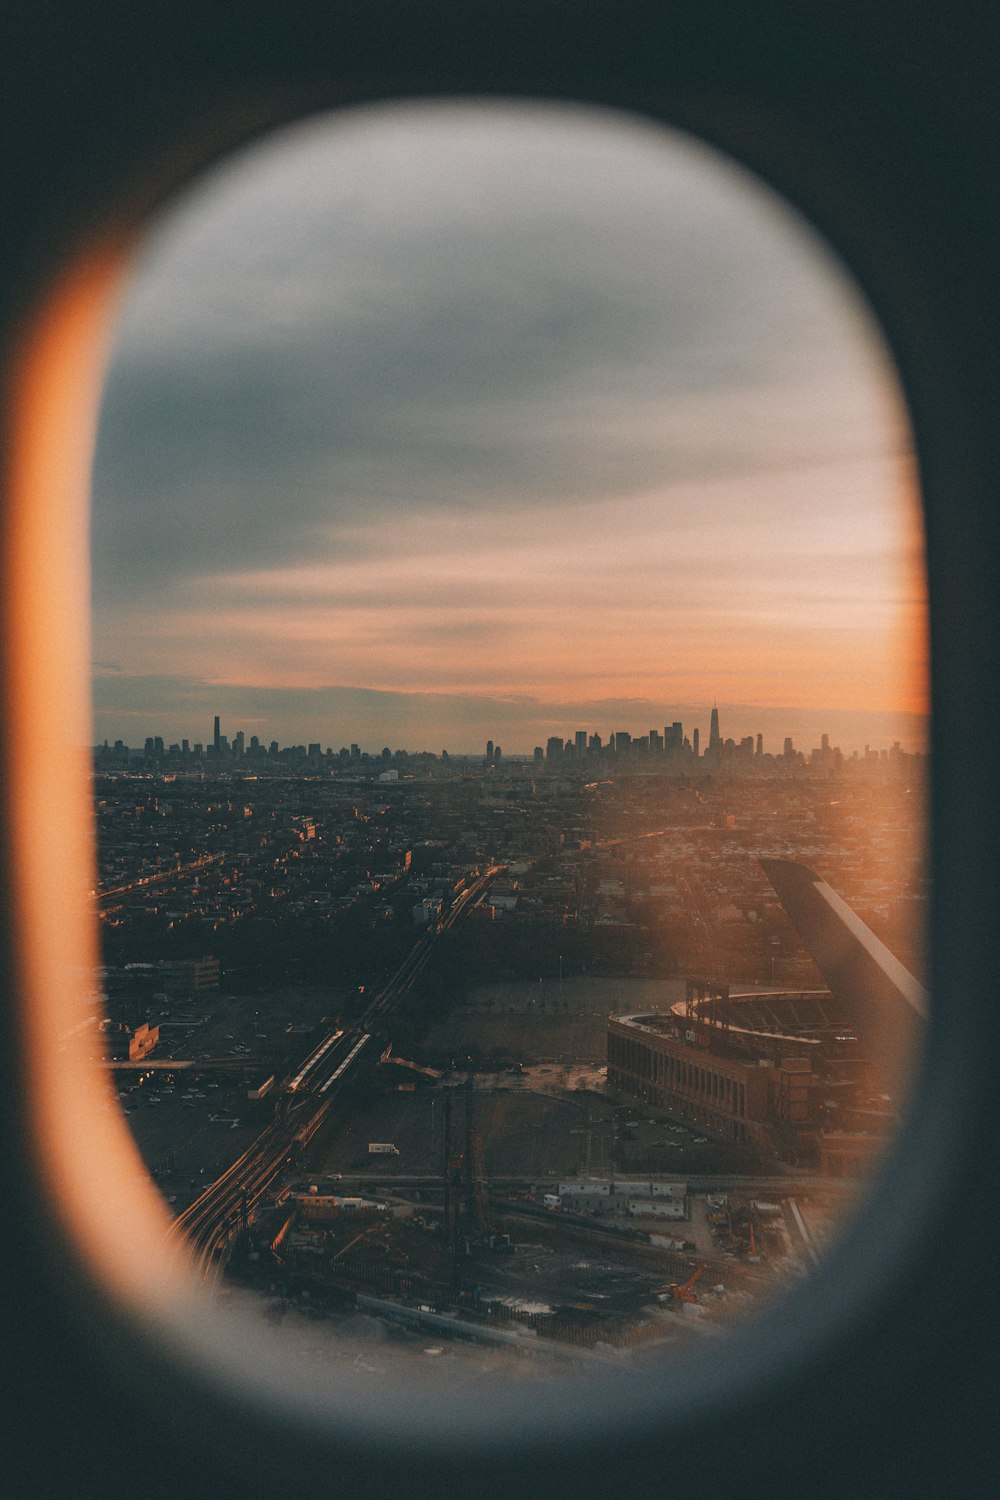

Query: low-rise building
[556,1178,687,1218]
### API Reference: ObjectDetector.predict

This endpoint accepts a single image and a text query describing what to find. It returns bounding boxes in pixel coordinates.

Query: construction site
[227,977,856,1368]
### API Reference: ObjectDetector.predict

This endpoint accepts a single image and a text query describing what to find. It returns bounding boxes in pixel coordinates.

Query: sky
[90,100,928,755]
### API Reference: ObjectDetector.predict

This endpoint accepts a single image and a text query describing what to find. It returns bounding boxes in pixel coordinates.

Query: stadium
[607,983,893,1171]
[607,861,927,1173]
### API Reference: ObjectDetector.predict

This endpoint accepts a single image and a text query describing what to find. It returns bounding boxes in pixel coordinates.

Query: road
[289,1171,861,1196]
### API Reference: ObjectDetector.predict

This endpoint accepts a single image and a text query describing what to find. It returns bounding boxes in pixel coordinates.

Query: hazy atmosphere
[91,100,926,753]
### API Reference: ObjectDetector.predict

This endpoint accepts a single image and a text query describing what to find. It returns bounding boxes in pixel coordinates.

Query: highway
[169,864,504,1276]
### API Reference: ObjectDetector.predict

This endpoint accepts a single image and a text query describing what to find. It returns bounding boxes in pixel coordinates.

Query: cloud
[92,105,902,589]
[89,101,922,737]
[92,448,923,717]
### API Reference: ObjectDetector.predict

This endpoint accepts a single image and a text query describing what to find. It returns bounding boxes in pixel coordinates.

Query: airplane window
[48,98,930,1419]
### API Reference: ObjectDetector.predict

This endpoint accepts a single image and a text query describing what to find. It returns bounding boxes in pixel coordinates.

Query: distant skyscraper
[693,727,700,758]
[575,730,587,756]
[213,715,221,753]
[756,733,764,757]
[709,705,722,750]
[486,739,494,763]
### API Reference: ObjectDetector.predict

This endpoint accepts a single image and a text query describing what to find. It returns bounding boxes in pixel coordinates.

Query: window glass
[89,101,927,1380]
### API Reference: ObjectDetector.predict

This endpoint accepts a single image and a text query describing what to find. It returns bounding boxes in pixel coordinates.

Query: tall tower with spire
[709,704,722,751]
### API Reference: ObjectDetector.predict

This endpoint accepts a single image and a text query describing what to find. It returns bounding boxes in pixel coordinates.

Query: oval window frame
[1,21,995,1496]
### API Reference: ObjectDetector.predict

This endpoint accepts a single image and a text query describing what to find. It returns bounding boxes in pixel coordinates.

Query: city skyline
[91,102,926,753]
[95,701,928,762]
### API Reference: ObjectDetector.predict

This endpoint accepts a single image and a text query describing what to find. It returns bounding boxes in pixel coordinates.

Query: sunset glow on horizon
[91,101,927,754]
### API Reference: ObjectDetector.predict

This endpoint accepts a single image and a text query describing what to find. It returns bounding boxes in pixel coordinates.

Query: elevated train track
[169,865,503,1276]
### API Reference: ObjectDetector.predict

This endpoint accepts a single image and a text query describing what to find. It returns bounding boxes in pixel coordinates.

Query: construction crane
[441,1091,459,1260]
[466,1127,490,1234]
[657,1262,708,1303]
[461,1062,494,1237]
[332,1220,381,1262]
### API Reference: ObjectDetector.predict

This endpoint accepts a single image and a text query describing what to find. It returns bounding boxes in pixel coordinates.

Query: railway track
[169,865,504,1276]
